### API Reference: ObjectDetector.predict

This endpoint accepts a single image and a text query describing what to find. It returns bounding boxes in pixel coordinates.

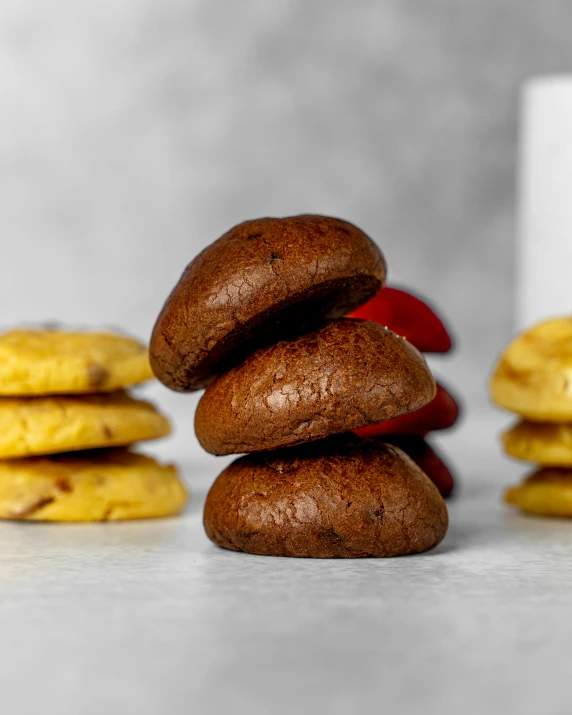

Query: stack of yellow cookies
[490,317,572,517]
[0,329,187,521]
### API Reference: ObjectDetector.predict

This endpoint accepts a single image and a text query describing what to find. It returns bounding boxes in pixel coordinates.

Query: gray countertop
[1,410,570,715]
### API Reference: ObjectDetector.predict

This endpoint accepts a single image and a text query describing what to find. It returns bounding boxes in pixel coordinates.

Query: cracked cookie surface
[0,449,187,521]
[203,434,448,557]
[382,436,455,498]
[195,319,436,455]
[490,317,572,421]
[150,214,386,392]
[0,329,153,395]
[0,392,171,457]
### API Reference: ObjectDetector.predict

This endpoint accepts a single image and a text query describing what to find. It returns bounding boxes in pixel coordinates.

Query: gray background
[3,5,572,714]
[2,0,572,416]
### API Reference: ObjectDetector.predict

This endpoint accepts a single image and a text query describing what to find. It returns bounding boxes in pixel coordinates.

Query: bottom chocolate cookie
[203,435,448,558]
[383,436,455,498]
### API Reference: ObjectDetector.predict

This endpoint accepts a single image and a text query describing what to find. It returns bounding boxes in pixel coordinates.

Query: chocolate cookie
[382,436,455,498]
[203,435,448,558]
[150,215,386,391]
[195,319,436,455]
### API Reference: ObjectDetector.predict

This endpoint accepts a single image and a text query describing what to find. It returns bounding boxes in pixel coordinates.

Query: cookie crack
[10,495,55,520]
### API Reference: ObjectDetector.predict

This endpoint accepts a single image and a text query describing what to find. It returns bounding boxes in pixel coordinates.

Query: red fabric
[348,286,453,353]
[354,384,459,438]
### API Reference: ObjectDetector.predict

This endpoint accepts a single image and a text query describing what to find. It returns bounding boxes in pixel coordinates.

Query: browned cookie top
[195,319,436,455]
[150,215,386,391]
[203,434,448,558]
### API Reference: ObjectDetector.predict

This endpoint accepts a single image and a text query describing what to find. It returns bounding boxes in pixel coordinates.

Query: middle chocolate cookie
[195,319,436,455]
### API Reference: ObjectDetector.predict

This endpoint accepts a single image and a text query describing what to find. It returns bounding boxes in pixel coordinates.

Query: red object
[383,436,455,498]
[354,383,460,439]
[348,286,453,353]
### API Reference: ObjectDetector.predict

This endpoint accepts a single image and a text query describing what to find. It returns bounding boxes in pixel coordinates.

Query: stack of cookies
[491,317,572,518]
[0,330,187,521]
[349,286,460,497]
[151,215,448,558]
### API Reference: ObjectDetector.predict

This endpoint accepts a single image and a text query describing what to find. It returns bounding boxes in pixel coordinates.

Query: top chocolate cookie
[150,215,386,391]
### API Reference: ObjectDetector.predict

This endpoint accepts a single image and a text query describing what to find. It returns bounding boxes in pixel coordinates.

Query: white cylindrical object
[517,76,572,329]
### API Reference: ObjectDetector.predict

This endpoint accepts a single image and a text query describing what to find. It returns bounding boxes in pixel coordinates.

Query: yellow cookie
[0,329,153,395]
[0,449,188,521]
[0,392,171,458]
[502,420,572,466]
[490,317,572,421]
[504,468,572,518]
